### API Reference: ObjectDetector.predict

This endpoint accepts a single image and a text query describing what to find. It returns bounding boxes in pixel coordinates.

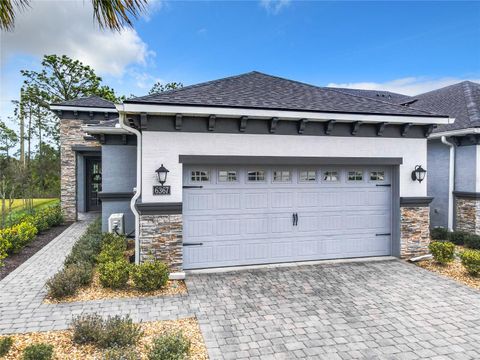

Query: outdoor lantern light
[155,164,169,185]
[411,165,427,183]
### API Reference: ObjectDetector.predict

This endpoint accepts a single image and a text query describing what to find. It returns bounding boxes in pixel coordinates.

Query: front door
[86,157,102,212]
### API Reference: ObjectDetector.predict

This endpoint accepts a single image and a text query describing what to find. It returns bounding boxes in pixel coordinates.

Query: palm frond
[0,0,30,31]
[91,0,148,31]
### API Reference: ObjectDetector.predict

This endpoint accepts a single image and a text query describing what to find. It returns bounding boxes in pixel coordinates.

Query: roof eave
[429,126,480,139]
[82,125,129,135]
[50,104,118,113]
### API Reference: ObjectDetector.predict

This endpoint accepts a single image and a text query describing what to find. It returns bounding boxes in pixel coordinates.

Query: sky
[1,0,480,129]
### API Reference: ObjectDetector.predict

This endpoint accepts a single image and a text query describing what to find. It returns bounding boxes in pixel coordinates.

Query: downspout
[441,136,455,231]
[118,110,142,264]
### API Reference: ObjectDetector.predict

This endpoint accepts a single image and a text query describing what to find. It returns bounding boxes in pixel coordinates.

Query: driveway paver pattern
[1,219,479,359]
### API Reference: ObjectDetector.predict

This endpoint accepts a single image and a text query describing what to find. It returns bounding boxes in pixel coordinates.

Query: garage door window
[370,171,385,181]
[247,170,265,182]
[273,170,291,182]
[191,170,209,182]
[323,170,339,182]
[218,170,237,182]
[348,170,363,181]
[299,170,316,182]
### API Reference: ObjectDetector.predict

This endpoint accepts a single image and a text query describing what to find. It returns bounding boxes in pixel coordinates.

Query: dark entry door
[86,157,102,212]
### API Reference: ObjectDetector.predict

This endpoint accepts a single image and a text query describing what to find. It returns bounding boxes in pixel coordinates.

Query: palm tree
[0,0,148,31]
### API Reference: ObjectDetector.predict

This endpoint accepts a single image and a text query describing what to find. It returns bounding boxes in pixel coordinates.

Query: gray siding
[455,145,477,192]
[427,139,450,228]
[101,145,137,234]
[76,154,86,213]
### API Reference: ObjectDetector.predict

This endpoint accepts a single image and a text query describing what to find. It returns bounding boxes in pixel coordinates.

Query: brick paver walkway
[1,219,479,359]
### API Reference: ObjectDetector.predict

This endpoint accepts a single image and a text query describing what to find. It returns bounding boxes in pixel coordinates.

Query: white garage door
[182,165,392,269]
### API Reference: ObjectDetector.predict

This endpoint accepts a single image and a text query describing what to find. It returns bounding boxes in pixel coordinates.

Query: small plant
[99,315,143,348]
[98,260,130,289]
[459,249,480,276]
[72,314,142,349]
[465,234,480,250]
[46,266,82,299]
[447,231,469,246]
[430,227,449,241]
[0,336,13,357]
[103,347,140,360]
[148,331,190,360]
[131,260,169,292]
[97,239,127,264]
[64,220,103,267]
[22,343,54,360]
[429,241,455,264]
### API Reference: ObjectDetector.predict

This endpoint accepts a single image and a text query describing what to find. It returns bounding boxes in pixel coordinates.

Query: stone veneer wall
[60,118,100,221]
[400,206,430,258]
[456,197,480,234]
[139,214,183,271]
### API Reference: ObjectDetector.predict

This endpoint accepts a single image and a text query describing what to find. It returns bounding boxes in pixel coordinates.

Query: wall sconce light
[411,165,427,183]
[155,164,169,185]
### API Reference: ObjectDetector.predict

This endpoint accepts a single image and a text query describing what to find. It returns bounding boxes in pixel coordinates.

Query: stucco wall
[141,132,428,203]
[101,145,137,234]
[427,139,450,228]
[455,145,477,192]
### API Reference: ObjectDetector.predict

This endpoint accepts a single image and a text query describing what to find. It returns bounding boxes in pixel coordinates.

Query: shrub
[64,220,103,267]
[98,260,130,289]
[0,222,38,254]
[98,315,143,348]
[0,336,13,357]
[104,347,140,360]
[465,234,480,250]
[429,241,455,264]
[430,227,449,240]
[460,249,480,276]
[148,332,190,360]
[46,267,80,299]
[22,343,54,360]
[101,233,127,249]
[97,244,126,264]
[72,314,104,345]
[72,314,142,349]
[131,261,169,292]
[447,231,469,246]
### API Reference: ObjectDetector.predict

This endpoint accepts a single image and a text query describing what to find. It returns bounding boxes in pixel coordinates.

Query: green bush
[72,314,104,345]
[447,231,469,246]
[46,266,81,299]
[430,227,449,240]
[97,244,126,265]
[131,261,169,292]
[0,336,13,357]
[459,249,480,276]
[148,332,190,360]
[465,234,480,250]
[64,220,103,267]
[98,260,130,289]
[72,314,142,349]
[22,343,54,360]
[429,241,455,264]
[0,221,38,254]
[103,347,140,360]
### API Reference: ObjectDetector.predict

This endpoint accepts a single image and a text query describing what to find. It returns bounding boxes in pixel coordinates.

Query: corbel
[73,110,78,119]
[298,118,308,134]
[325,120,336,135]
[99,134,106,144]
[239,116,248,132]
[104,112,109,120]
[269,117,279,133]
[208,115,216,131]
[89,111,94,120]
[401,123,413,137]
[351,121,362,136]
[122,134,127,145]
[376,122,387,136]
[424,124,437,137]
[175,114,183,131]
[140,112,148,130]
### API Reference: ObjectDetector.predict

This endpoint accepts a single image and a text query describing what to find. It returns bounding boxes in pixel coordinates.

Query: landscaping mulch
[45,270,187,303]
[2,317,208,360]
[0,223,72,281]
[416,259,479,290]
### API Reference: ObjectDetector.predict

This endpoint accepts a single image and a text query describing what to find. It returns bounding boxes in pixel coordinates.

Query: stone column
[456,197,480,234]
[139,214,183,271]
[400,206,430,258]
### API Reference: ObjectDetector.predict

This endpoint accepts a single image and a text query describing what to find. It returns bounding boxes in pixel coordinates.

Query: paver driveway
[186,260,480,360]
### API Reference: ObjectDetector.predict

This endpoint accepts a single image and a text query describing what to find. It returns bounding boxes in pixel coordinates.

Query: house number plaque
[153,185,171,195]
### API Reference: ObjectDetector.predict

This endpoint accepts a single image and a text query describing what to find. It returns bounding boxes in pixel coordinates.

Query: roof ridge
[463,81,480,125]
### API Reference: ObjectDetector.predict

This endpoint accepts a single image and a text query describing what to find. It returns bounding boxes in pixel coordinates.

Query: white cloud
[0,0,154,77]
[260,0,291,14]
[327,76,480,96]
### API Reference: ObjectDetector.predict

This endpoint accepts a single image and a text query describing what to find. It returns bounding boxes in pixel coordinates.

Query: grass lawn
[0,198,59,228]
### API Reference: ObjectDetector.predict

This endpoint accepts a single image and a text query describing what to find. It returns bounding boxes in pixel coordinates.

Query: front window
[299,170,316,182]
[348,170,363,181]
[273,170,291,182]
[247,170,265,182]
[370,171,385,181]
[218,170,237,182]
[323,171,339,182]
[191,170,209,182]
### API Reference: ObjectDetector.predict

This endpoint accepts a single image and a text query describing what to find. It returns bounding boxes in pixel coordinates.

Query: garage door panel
[183,166,392,269]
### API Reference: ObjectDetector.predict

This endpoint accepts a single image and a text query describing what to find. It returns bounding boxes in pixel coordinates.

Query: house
[50,71,453,275]
[405,81,480,233]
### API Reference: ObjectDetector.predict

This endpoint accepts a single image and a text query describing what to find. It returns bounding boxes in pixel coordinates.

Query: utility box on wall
[108,213,125,235]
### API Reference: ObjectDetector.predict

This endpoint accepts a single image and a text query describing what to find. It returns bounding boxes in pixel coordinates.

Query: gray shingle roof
[126,71,444,118]
[51,96,116,109]
[331,88,412,104]
[403,81,480,133]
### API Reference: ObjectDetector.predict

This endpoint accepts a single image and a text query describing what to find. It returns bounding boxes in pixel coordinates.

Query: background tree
[148,82,184,95]
[1,0,148,31]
